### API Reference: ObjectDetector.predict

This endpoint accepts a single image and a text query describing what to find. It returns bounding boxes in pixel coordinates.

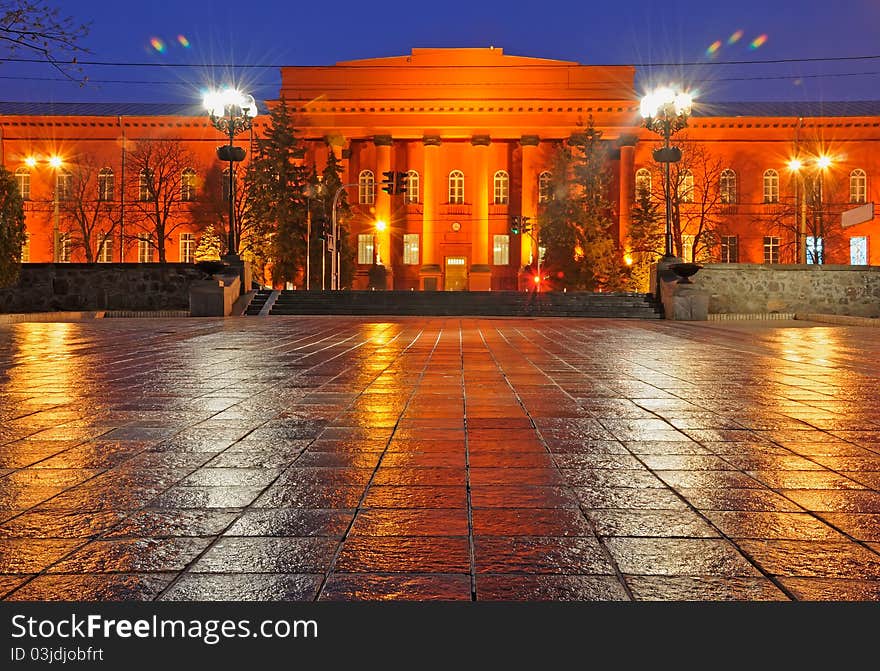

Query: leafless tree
[57,156,120,263]
[126,139,198,263]
[0,1,89,79]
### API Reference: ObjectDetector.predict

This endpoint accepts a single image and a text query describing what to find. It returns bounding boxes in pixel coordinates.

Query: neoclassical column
[617,134,638,252]
[419,135,442,290]
[373,135,393,276]
[470,134,491,290]
[519,135,540,269]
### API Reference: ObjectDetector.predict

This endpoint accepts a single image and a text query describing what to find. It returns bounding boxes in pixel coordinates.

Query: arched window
[98,167,114,201]
[56,169,73,201]
[635,168,652,199]
[678,170,694,203]
[221,168,232,202]
[720,168,737,204]
[138,168,152,201]
[763,169,779,204]
[405,169,419,204]
[850,169,867,203]
[15,167,30,200]
[358,170,375,205]
[181,167,196,202]
[538,171,552,204]
[448,170,464,204]
[493,170,509,204]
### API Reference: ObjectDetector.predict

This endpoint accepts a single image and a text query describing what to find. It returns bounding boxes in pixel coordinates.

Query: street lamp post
[788,156,832,264]
[203,88,258,259]
[640,87,693,259]
[26,155,63,262]
[330,182,357,290]
[374,219,387,266]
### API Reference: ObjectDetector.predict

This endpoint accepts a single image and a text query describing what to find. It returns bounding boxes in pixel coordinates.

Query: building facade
[2,48,878,290]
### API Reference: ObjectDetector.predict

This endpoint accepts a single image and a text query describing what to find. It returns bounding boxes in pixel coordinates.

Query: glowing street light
[203,87,258,258]
[788,155,833,263]
[25,154,65,262]
[374,220,387,266]
[640,86,694,260]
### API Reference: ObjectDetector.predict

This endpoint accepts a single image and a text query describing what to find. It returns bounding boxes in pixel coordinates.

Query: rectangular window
[357,233,374,265]
[493,234,510,266]
[59,233,71,263]
[179,232,195,263]
[806,236,824,264]
[403,233,419,265]
[97,237,113,263]
[720,236,738,263]
[21,232,30,263]
[850,237,868,265]
[682,235,695,262]
[763,236,780,264]
[138,235,154,263]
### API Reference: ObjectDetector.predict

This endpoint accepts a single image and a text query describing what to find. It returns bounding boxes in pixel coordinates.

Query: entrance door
[445,256,468,291]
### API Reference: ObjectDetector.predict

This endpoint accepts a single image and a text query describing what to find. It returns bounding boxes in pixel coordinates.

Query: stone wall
[0,264,207,313]
[693,264,880,317]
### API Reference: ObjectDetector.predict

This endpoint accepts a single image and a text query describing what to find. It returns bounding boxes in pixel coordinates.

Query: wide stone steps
[252,291,663,318]
[243,289,273,315]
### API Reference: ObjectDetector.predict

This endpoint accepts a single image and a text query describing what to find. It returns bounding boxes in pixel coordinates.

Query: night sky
[3,0,879,105]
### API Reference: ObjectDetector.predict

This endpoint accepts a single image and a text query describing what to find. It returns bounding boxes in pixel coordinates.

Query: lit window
[138,168,152,201]
[493,170,509,205]
[59,233,71,263]
[358,170,375,205]
[403,233,419,265]
[97,237,113,263]
[850,169,867,204]
[180,232,195,263]
[763,169,779,204]
[138,234,154,263]
[678,170,694,203]
[806,236,824,264]
[56,170,73,201]
[763,236,780,264]
[181,168,197,202]
[720,168,737,204]
[682,235,695,262]
[405,170,419,204]
[448,170,464,204]
[15,167,30,200]
[357,233,374,264]
[493,234,510,265]
[98,167,114,201]
[538,171,552,204]
[850,237,868,265]
[20,232,30,263]
[720,235,738,263]
[635,168,651,199]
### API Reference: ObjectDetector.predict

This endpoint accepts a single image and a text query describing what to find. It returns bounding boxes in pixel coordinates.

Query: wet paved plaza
[2,316,880,601]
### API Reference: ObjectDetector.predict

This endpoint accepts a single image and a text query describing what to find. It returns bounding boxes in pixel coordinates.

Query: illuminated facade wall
[2,48,878,290]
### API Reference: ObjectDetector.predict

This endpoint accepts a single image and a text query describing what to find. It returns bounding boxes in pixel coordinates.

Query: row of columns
[302,132,639,290]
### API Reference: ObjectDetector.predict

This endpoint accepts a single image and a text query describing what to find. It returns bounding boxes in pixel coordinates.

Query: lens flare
[177,35,190,48]
[750,34,768,49]
[706,40,722,56]
[149,37,166,53]
[728,30,744,45]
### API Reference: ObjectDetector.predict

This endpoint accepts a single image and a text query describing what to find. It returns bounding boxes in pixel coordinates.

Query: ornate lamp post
[202,88,258,259]
[640,87,693,259]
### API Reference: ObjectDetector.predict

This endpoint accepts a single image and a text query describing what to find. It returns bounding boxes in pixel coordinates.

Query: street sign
[841,202,874,229]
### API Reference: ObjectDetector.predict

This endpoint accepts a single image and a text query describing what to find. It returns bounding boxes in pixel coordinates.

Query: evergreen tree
[0,166,27,287]
[537,121,626,291]
[194,223,222,261]
[246,99,310,285]
[627,185,664,292]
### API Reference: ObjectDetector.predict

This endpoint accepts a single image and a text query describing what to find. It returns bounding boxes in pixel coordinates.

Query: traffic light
[316,216,328,241]
[510,215,531,235]
[395,171,408,196]
[381,170,395,194]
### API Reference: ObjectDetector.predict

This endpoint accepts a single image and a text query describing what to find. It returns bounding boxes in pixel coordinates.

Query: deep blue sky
[3,0,879,104]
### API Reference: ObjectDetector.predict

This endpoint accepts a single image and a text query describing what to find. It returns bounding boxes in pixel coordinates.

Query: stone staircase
[245,290,663,318]
[243,289,273,315]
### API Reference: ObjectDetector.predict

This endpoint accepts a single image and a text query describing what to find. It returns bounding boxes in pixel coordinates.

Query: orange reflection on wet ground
[1,317,880,601]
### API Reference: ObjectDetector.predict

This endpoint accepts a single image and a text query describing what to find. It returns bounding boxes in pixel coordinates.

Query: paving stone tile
[778,577,880,601]
[226,509,354,537]
[335,536,470,573]
[7,574,173,601]
[320,573,472,600]
[737,540,880,578]
[474,536,614,574]
[192,537,338,573]
[477,574,629,601]
[48,538,211,573]
[605,538,761,577]
[703,511,845,541]
[162,573,322,601]
[626,576,788,601]
[584,510,720,538]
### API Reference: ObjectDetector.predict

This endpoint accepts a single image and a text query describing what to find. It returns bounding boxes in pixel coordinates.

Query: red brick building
[2,48,878,289]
